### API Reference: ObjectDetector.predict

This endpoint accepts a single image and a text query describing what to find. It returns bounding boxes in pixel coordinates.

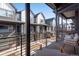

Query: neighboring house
[0,3,24,37]
[33,13,46,33]
[45,18,55,35]
[21,10,56,41]
[21,10,46,33]
[67,23,74,31]
[21,10,35,34]
[21,10,47,41]
[0,3,24,51]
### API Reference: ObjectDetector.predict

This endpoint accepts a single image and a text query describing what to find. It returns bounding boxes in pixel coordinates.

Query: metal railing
[0,8,14,18]
[0,34,26,56]
[0,32,56,56]
[30,32,56,55]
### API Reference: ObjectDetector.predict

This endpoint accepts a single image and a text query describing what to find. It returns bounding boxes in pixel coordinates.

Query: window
[0,25,9,32]
[0,9,6,16]
[16,13,21,21]
[0,9,13,17]
[41,20,43,23]
[7,11,13,17]
[0,26,8,29]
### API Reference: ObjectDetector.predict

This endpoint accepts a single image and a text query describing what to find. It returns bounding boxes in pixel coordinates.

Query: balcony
[0,8,17,22]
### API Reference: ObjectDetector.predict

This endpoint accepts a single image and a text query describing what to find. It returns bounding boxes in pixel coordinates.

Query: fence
[0,34,26,56]
[0,32,56,56]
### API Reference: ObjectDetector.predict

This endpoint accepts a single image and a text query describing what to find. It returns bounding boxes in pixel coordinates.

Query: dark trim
[25,3,30,56]
[66,16,75,19]
[45,18,54,21]
[30,10,35,16]
[16,11,21,21]
[57,4,72,10]
[34,12,45,19]
[9,3,17,12]
[45,3,67,19]
[61,13,67,19]
[57,4,75,13]
[45,3,56,10]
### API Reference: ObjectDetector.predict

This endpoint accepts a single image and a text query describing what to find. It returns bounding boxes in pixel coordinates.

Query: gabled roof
[45,18,54,21]
[9,3,17,12]
[30,10,35,16]
[34,12,45,24]
[34,12,45,19]
[45,18,54,25]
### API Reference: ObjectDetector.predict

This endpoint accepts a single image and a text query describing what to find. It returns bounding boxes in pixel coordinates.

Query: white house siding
[35,13,45,33]
[21,10,34,23]
[0,24,15,39]
[21,10,35,34]
[21,10,26,34]
[36,13,45,24]
[45,18,56,37]
[0,3,16,35]
[0,3,16,21]
[21,10,26,22]
[30,11,34,24]
[0,3,15,11]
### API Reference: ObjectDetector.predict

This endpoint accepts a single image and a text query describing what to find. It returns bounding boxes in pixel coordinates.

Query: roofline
[9,3,17,12]
[35,12,45,19]
[45,18,54,21]
[0,20,25,24]
[30,10,35,16]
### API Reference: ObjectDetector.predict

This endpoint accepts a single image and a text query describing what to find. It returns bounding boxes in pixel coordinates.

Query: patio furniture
[63,34,78,54]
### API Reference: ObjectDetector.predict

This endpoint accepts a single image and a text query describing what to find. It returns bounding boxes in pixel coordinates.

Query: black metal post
[66,19,67,31]
[55,10,59,42]
[20,34,22,56]
[33,26,36,41]
[45,26,47,47]
[25,3,30,56]
[61,16,64,40]
[57,14,60,40]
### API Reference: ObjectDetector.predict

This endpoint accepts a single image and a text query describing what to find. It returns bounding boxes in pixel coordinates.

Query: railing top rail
[0,8,15,13]
[0,34,26,39]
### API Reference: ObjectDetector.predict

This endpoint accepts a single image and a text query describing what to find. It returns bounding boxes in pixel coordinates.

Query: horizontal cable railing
[30,32,56,55]
[0,34,26,56]
[0,32,56,56]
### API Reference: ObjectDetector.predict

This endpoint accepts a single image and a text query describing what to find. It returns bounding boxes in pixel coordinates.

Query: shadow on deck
[33,40,79,56]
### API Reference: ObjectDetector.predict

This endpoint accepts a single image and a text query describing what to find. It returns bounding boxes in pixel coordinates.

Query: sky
[14,3,55,19]
[14,3,72,24]
[30,3,55,19]
[14,3,25,11]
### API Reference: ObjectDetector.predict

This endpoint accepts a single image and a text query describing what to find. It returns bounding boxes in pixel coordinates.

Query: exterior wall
[21,10,47,41]
[0,3,15,11]
[0,24,15,33]
[21,10,26,22]
[21,10,35,34]
[30,11,34,24]
[35,13,45,33]
[46,20,54,33]
[45,18,56,37]
[21,10,26,34]
[0,3,17,22]
[36,13,45,24]
[67,24,72,31]
[0,3,17,35]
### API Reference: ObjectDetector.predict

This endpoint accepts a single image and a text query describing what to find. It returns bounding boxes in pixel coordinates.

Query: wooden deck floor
[33,40,78,56]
